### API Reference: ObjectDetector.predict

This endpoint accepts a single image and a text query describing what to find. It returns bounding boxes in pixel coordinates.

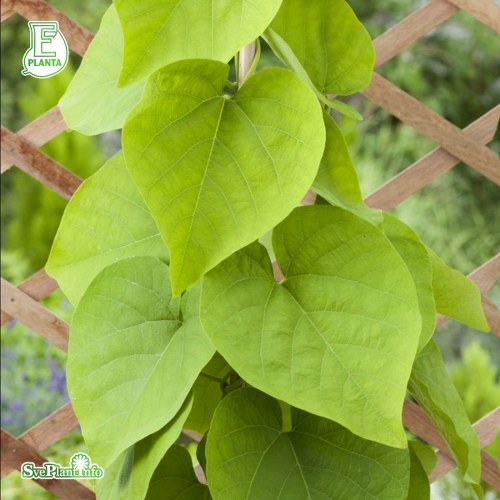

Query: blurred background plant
[1,0,498,498]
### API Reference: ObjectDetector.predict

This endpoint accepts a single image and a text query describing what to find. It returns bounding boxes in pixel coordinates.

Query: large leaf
[123,60,326,295]
[408,341,481,484]
[115,0,282,85]
[428,249,488,331]
[68,257,215,468]
[46,152,168,306]
[270,0,375,95]
[146,445,210,499]
[206,388,410,499]
[59,6,144,135]
[382,213,435,351]
[96,395,192,500]
[201,206,421,448]
[313,111,382,224]
[184,354,229,434]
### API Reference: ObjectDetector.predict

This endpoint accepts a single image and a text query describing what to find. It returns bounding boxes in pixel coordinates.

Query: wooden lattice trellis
[1,0,500,498]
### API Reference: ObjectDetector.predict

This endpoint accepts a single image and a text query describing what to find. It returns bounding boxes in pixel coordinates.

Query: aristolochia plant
[47,1,489,498]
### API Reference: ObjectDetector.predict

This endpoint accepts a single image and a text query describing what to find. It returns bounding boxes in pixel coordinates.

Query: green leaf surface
[408,341,481,484]
[428,248,488,331]
[410,441,437,477]
[184,354,229,434]
[96,395,192,500]
[59,6,144,135]
[123,60,326,295]
[201,205,422,448]
[146,445,210,499]
[407,442,431,500]
[206,388,410,499]
[115,0,282,85]
[262,28,363,119]
[313,111,382,224]
[68,257,215,468]
[46,152,168,306]
[383,214,436,351]
[270,0,375,95]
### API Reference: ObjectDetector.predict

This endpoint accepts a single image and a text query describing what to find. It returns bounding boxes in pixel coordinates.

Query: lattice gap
[1,0,499,498]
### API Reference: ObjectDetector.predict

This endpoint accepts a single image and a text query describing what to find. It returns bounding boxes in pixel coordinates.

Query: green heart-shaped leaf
[408,341,481,484]
[382,213,436,351]
[206,388,410,499]
[427,249,488,331]
[68,257,215,468]
[146,445,210,499]
[123,60,326,295]
[270,0,375,95]
[59,6,144,135]
[115,0,283,86]
[201,206,421,448]
[313,111,382,224]
[96,395,192,500]
[46,152,168,306]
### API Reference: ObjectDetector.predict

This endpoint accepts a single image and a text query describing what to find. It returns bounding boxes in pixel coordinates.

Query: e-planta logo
[22,21,68,78]
[21,452,104,480]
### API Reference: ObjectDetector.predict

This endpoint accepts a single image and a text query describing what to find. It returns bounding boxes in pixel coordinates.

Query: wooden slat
[1,0,15,22]
[1,269,59,325]
[365,106,500,210]
[362,74,500,185]
[1,107,66,173]
[1,430,95,499]
[430,407,500,484]
[481,298,500,336]
[12,0,93,56]
[1,279,68,351]
[1,126,82,200]
[1,403,78,478]
[374,0,458,68]
[447,0,500,34]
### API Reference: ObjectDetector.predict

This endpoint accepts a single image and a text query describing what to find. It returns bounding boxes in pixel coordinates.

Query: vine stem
[238,41,256,85]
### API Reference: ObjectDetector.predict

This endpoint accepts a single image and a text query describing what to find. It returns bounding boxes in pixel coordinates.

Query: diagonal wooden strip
[1,269,59,326]
[365,106,500,210]
[1,107,66,173]
[0,430,95,499]
[430,407,500,484]
[480,297,500,336]
[1,403,78,478]
[1,126,82,200]
[12,0,93,57]
[1,0,15,22]
[447,0,500,34]
[374,0,459,68]
[1,278,68,351]
[362,74,500,184]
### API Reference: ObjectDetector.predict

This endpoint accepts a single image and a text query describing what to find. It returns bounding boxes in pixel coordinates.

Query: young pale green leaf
[123,60,326,296]
[262,29,363,120]
[184,354,229,435]
[146,445,210,499]
[59,6,144,135]
[382,214,436,351]
[46,152,168,306]
[201,206,421,448]
[408,443,431,500]
[427,248,488,331]
[206,388,410,499]
[96,395,192,500]
[68,257,215,469]
[270,0,375,95]
[408,341,481,484]
[313,111,382,224]
[115,0,282,86]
